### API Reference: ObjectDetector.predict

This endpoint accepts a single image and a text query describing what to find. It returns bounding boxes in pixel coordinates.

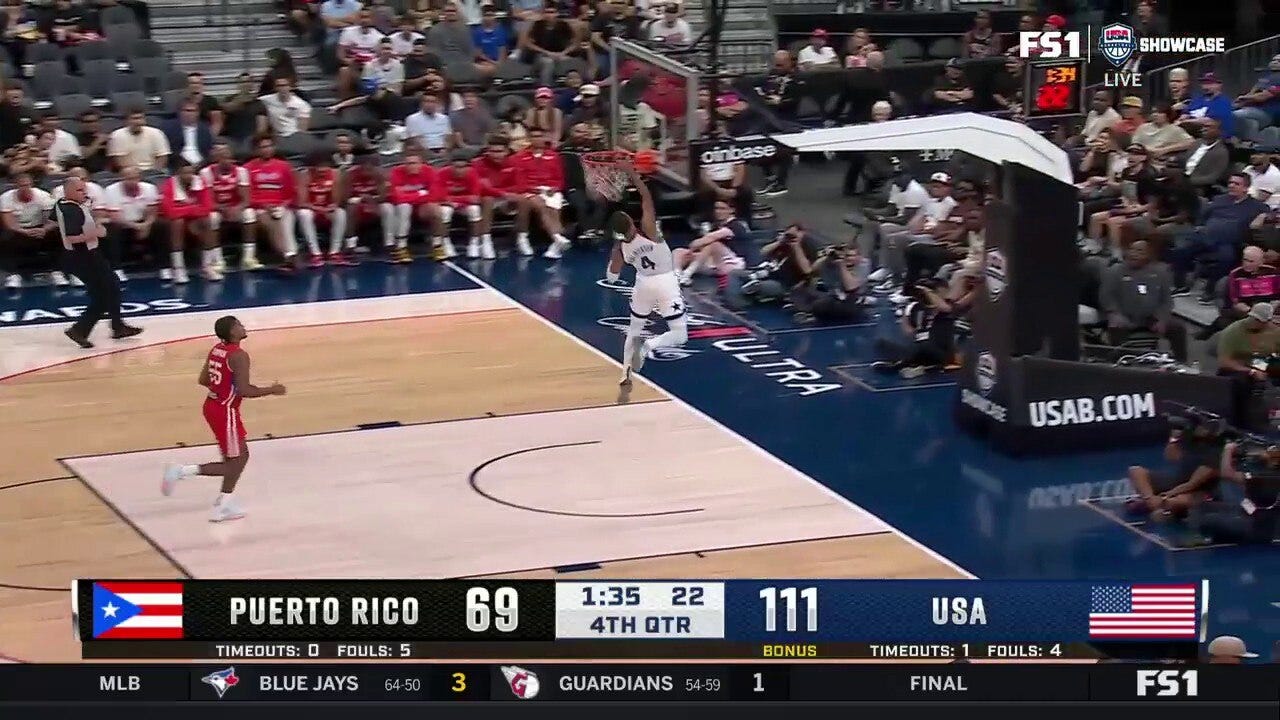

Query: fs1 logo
[1018,31,1083,59]
[1136,669,1198,697]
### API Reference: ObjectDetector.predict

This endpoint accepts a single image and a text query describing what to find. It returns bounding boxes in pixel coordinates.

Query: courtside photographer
[872,277,971,379]
[722,222,818,309]
[789,242,872,325]
[1208,439,1280,544]
[1126,404,1225,521]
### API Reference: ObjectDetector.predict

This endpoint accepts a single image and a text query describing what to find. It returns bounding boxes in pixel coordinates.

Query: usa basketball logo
[976,352,998,396]
[984,249,1007,302]
[1098,23,1136,67]
[501,666,540,699]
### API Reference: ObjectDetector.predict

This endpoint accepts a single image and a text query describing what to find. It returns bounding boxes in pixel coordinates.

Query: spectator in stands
[1085,142,1158,255]
[405,92,453,159]
[1077,128,1126,203]
[497,101,529,151]
[390,13,425,57]
[1101,240,1186,360]
[863,171,928,277]
[163,100,214,171]
[37,113,80,171]
[337,9,387,97]
[961,9,1001,59]
[107,109,170,172]
[1114,96,1144,136]
[329,36,404,124]
[877,173,957,291]
[185,72,225,137]
[1170,172,1270,299]
[796,28,837,69]
[842,27,871,67]
[43,0,97,47]
[1166,67,1192,115]
[451,86,495,151]
[69,109,106,173]
[0,0,41,69]
[1216,302,1280,426]
[696,137,753,223]
[524,2,578,87]
[566,83,606,132]
[221,73,264,143]
[1182,73,1234,138]
[1131,101,1194,160]
[0,84,34,152]
[723,223,817,309]
[159,160,219,283]
[428,2,493,74]
[259,78,312,141]
[512,125,570,258]
[260,48,306,99]
[590,0,638,66]
[525,86,563,142]
[1251,202,1280,252]
[1043,14,1066,32]
[319,0,363,47]
[0,171,56,289]
[102,165,159,278]
[471,4,509,62]
[402,38,443,95]
[1181,118,1229,192]
[1233,54,1280,142]
[1065,89,1119,149]
[897,187,979,295]
[992,55,1023,116]
[648,3,690,46]
[674,199,750,285]
[1198,245,1280,340]
[929,59,974,113]
[757,50,801,119]
[1246,147,1280,207]
[245,134,300,272]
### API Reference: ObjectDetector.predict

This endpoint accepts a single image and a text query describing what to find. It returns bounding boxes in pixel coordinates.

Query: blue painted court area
[8,248,1276,657]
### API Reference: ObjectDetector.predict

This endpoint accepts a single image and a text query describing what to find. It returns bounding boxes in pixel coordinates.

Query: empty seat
[27,43,66,67]
[492,58,534,85]
[276,132,319,159]
[111,72,144,94]
[159,70,187,92]
[926,37,961,60]
[443,60,482,86]
[31,62,68,100]
[100,4,136,27]
[74,41,114,65]
[552,57,586,82]
[884,38,924,63]
[111,90,147,113]
[55,93,94,119]
[104,24,142,54]
[131,39,165,59]
[161,88,187,114]
[131,55,170,81]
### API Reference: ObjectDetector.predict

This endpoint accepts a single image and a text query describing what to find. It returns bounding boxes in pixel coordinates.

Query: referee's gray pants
[63,245,123,335]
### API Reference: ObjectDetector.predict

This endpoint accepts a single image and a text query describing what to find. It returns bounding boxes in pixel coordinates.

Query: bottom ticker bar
[0,665,1276,703]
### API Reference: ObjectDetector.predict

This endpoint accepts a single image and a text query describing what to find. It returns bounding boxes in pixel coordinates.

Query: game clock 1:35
[1024,60,1086,118]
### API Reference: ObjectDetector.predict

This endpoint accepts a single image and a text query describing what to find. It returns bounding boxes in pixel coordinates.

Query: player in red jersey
[438,150,483,259]
[200,142,259,271]
[295,150,352,266]
[244,135,300,272]
[472,138,527,260]
[511,126,571,259]
[159,161,220,283]
[386,150,444,262]
[345,154,395,257]
[162,315,286,522]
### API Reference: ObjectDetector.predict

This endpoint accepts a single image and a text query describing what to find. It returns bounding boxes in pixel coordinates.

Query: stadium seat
[159,70,187,93]
[99,4,136,27]
[160,88,187,114]
[105,26,142,59]
[130,39,165,60]
[131,56,171,84]
[1259,126,1280,147]
[111,72,145,94]
[30,62,68,100]
[55,93,94,119]
[81,63,118,102]
[73,41,114,65]
[553,57,587,83]
[492,58,534,86]
[56,75,85,96]
[443,60,482,87]
[276,132,320,159]
[27,43,66,67]
[495,94,531,118]
[884,38,924,63]
[926,37,961,60]
[110,90,147,113]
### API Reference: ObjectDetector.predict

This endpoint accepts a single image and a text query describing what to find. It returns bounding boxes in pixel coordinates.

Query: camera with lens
[1164,404,1228,438]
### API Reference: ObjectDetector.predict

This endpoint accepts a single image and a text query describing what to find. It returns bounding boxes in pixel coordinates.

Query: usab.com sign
[984,248,1006,301]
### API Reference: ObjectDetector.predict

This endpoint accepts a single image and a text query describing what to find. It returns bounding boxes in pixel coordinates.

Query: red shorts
[203,399,247,458]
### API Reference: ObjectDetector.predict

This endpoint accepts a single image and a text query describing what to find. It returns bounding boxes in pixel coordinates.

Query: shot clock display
[1024,60,1086,118]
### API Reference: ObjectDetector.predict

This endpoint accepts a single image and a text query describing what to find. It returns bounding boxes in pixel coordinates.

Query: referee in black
[56,177,142,348]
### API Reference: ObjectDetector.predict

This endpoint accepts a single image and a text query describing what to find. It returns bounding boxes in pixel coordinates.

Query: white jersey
[621,233,673,277]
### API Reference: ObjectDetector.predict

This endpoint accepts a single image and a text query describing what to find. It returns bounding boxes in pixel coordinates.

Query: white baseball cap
[1207,635,1258,659]
[929,172,952,184]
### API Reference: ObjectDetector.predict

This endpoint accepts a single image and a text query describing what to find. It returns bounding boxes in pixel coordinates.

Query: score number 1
[759,586,817,632]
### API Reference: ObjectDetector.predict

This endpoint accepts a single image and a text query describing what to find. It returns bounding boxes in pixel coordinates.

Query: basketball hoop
[582,149,658,202]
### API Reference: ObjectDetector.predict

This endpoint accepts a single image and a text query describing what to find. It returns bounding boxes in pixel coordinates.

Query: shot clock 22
[1024,59,1086,118]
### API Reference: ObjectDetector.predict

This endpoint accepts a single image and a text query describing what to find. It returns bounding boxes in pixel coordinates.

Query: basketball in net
[582,149,658,202]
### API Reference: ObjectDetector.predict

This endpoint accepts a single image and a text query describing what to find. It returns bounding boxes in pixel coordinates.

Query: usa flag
[92,581,184,639]
[1088,584,1197,638]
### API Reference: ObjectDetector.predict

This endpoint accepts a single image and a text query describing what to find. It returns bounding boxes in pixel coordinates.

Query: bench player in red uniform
[200,142,259,271]
[244,135,300,272]
[511,126,571,259]
[472,138,526,260]
[437,150,483,259]
[162,315,287,522]
[159,161,220,283]
[387,150,447,261]
[296,150,352,266]
[345,154,395,260]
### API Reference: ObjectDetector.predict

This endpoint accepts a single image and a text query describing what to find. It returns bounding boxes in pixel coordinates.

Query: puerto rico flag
[92,581,184,639]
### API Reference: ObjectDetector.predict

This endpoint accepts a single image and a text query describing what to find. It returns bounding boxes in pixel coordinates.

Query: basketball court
[0,274,960,663]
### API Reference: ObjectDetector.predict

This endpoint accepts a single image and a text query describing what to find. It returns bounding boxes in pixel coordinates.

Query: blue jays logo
[202,667,241,698]
[1098,23,1136,67]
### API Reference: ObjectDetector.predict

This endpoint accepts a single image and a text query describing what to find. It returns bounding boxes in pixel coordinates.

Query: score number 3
[759,586,817,632]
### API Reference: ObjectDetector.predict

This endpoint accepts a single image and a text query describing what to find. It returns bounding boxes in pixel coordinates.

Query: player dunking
[161,315,286,522]
[606,166,688,386]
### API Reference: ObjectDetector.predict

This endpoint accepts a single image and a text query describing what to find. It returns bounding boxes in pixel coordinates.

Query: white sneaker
[515,236,534,256]
[69,274,84,287]
[618,365,632,386]
[202,265,224,282]
[241,257,264,272]
[868,267,890,283]
[889,292,909,305]
[161,464,184,497]
[50,271,69,287]
[480,237,496,260]
[441,238,457,258]
[543,237,570,260]
[114,269,127,284]
[159,268,172,281]
[5,273,21,289]
[677,271,693,287]
[212,255,226,273]
[466,238,480,258]
[210,497,246,523]
[173,267,189,284]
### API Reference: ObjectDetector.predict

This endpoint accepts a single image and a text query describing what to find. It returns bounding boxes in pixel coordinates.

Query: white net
[582,151,631,202]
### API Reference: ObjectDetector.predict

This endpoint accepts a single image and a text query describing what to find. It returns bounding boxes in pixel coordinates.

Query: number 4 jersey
[621,233,673,277]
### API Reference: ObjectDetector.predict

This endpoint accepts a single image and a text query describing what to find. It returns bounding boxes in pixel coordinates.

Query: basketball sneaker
[480,236,496,259]
[618,365,632,386]
[241,257,265,272]
[161,464,184,496]
[5,273,20,289]
[431,240,446,261]
[210,497,246,523]
[50,271,69,287]
[173,267,190,284]
[515,235,534,256]
[308,254,325,269]
[69,274,84,287]
[393,247,413,264]
[202,265,224,282]
[441,237,458,259]
[466,238,480,258]
[159,268,172,281]
[543,236,571,260]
